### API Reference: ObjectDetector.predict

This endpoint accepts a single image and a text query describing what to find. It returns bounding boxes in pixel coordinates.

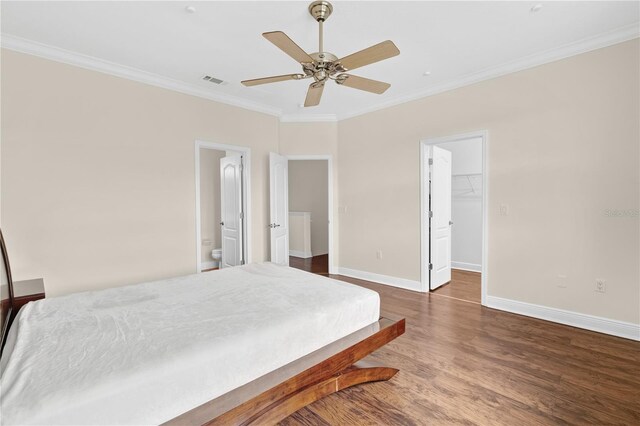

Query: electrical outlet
[556,274,567,288]
[595,279,606,293]
[500,204,509,216]
[376,250,383,260]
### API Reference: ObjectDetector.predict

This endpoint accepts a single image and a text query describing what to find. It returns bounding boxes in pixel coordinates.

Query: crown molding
[336,23,640,121]
[0,33,283,118]
[2,22,638,124]
[279,113,338,123]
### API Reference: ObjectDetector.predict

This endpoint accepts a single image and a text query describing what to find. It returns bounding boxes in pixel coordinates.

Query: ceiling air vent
[202,75,224,84]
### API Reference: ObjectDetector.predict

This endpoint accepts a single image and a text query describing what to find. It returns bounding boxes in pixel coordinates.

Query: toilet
[210,248,222,268]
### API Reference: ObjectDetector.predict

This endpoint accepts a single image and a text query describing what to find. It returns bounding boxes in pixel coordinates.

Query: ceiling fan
[241,1,400,107]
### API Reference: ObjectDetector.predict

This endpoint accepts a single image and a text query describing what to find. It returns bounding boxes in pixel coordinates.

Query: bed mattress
[0,263,380,425]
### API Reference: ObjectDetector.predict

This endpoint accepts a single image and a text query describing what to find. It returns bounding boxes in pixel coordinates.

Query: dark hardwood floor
[290,254,329,275]
[432,269,481,303]
[280,273,640,425]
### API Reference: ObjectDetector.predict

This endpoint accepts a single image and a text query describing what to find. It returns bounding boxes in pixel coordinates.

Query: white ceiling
[2,1,639,121]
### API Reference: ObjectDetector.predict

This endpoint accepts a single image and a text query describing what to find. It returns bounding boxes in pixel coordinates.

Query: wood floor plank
[431,269,482,303]
[280,272,640,425]
[290,255,329,275]
[277,407,331,426]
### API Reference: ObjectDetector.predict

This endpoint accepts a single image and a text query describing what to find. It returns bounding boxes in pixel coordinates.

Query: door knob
[449,220,454,225]
[220,222,224,226]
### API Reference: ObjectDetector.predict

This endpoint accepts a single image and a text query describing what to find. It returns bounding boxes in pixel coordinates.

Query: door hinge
[240,211,244,220]
[428,263,433,271]
[428,158,433,165]
[428,211,433,218]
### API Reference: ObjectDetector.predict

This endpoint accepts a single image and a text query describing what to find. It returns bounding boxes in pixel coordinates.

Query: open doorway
[267,153,334,275]
[195,140,251,273]
[421,132,488,304]
[287,158,330,275]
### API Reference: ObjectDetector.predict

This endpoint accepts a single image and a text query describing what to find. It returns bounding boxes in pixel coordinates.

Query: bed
[0,230,404,425]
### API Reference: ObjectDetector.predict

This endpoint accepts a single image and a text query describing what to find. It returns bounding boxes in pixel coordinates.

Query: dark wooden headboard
[0,228,16,357]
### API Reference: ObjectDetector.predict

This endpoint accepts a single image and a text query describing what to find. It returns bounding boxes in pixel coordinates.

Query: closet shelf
[452,173,482,198]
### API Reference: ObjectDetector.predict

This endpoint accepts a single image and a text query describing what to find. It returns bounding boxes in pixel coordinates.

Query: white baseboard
[289,250,312,259]
[201,260,218,270]
[338,267,424,293]
[486,295,640,341]
[451,261,482,273]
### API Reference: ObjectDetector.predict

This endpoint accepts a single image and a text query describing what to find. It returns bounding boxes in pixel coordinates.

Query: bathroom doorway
[286,156,333,276]
[195,140,252,273]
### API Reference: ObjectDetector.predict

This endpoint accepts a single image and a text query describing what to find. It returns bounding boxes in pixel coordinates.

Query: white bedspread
[0,263,379,425]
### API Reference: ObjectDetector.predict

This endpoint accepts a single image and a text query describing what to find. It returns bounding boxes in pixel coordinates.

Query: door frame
[195,139,252,273]
[420,131,489,305]
[286,155,335,275]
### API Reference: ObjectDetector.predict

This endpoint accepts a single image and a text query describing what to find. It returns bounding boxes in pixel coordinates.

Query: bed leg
[244,359,399,425]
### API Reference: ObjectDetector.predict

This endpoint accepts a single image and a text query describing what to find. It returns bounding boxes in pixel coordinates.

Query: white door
[269,152,289,265]
[429,146,452,290]
[220,155,244,268]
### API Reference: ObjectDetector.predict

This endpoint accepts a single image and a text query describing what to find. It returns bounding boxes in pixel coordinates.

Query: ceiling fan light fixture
[241,1,400,107]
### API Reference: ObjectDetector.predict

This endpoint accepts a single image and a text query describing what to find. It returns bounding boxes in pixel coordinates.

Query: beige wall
[1,49,279,297]
[338,40,640,325]
[199,148,224,263]
[288,160,329,256]
[2,40,638,328]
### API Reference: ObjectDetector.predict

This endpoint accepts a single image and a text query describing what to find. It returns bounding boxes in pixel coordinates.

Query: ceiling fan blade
[304,82,324,107]
[241,74,304,87]
[337,74,390,94]
[263,31,315,65]
[336,40,400,72]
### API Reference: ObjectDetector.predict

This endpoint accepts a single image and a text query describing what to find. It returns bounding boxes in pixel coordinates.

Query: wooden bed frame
[165,316,405,425]
[0,228,405,425]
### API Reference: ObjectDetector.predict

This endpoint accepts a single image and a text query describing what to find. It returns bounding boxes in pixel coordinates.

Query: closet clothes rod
[451,173,482,177]
[452,173,482,196]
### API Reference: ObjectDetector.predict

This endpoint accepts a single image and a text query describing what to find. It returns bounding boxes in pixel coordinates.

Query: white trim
[289,250,313,259]
[279,114,338,123]
[1,34,281,117]
[419,142,427,292]
[336,24,640,121]
[286,155,336,275]
[195,140,252,274]
[420,131,489,304]
[3,26,638,123]
[338,267,422,293]
[200,260,219,271]
[451,262,482,273]
[486,296,640,341]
